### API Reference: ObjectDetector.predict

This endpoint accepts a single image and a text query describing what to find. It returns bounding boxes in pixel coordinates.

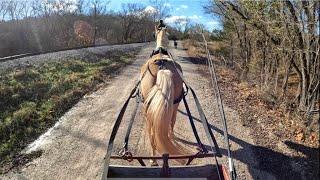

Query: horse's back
[140,54,183,100]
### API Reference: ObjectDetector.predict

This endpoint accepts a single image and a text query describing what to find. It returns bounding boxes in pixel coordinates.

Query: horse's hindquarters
[140,58,185,162]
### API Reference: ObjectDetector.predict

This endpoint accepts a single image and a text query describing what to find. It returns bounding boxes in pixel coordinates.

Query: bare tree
[75,0,86,14]
[88,0,110,45]
[7,0,18,20]
[119,3,145,43]
[149,0,171,22]
[0,1,9,21]
[204,0,320,113]
[0,0,157,57]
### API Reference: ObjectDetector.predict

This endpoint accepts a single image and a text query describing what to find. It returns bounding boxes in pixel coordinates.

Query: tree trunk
[240,23,250,82]
[281,54,293,100]
[230,35,234,67]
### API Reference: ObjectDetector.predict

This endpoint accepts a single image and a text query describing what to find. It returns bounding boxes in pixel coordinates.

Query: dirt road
[2,42,274,179]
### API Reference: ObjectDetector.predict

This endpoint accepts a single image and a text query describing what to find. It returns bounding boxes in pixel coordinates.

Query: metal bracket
[160,154,170,177]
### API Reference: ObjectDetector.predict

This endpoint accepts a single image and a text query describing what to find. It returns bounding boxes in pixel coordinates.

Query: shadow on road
[177,109,319,180]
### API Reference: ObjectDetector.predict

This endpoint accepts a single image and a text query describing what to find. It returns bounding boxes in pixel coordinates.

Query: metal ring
[118,148,125,156]
[124,151,133,162]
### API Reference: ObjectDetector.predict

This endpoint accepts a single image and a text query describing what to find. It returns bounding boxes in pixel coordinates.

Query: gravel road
[1,42,274,179]
[0,43,148,71]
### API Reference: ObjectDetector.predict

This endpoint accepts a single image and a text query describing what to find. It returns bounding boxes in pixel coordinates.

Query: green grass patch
[0,52,135,172]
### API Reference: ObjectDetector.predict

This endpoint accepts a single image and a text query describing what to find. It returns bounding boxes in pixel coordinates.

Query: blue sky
[107,0,221,31]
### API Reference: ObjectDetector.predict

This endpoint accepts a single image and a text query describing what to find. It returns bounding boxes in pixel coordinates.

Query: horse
[140,25,187,166]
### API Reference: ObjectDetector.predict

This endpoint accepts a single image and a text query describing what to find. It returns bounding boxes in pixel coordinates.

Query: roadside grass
[0,51,135,173]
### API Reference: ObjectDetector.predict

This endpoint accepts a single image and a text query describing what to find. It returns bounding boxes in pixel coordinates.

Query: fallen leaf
[295,133,304,141]
[309,133,317,143]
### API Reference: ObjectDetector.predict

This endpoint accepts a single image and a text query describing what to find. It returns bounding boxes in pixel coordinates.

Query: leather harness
[150,47,169,57]
[139,47,184,104]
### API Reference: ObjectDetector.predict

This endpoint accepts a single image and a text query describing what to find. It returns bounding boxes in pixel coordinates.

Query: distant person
[157,19,166,29]
[174,40,178,49]
[171,35,178,48]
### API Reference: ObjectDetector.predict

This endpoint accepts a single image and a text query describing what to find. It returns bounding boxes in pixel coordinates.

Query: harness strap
[189,86,222,157]
[182,94,208,153]
[188,85,223,180]
[155,59,167,70]
[102,81,140,179]
[122,94,140,151]
[173,90,185,104]
[150,47,169,57]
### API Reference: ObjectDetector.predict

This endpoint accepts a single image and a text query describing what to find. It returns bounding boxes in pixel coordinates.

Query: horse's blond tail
[145,69,186,164]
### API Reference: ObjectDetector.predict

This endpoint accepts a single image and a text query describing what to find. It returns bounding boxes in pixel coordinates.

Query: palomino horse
[140,26,186,165]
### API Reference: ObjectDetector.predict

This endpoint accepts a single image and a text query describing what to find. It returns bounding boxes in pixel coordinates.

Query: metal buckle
[123,151,133,162]
[118,144,133,162]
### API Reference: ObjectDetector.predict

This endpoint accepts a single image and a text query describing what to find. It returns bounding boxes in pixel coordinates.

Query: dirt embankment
[0,43,149,71]
[184,40,319,180]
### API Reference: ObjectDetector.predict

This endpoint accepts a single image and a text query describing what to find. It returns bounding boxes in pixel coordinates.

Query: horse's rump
[141,56,186,164]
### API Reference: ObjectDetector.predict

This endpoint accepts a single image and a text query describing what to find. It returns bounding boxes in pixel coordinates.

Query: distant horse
[140,25,186,165]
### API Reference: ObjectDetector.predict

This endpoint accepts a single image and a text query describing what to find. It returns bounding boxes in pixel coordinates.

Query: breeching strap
[101,81,140,179]
[123,94,140,151]
[182,94,207,153]
[188,86,222,157]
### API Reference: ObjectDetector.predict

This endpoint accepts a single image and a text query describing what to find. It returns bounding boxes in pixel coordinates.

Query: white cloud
[180,5,188,9]
[144,6,158,14]
[165,14,202,26]
[175,7,180,11]
[207,21,220,26]
[165,15,187,24]
[165,15,203,24]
